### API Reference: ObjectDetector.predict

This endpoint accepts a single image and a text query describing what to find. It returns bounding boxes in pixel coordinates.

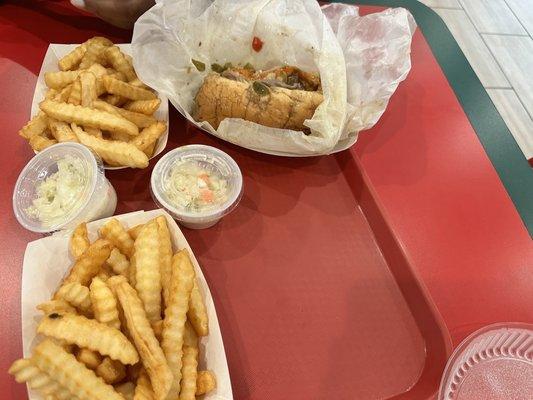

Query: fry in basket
[95,357,126,384]
[73,125,148,168]
[76,348,103,370]
[58,45,86,71]
[45,88,58,100]
[130,122,166,153]
[8,358,72,400]
[196,370,217,396]
[19,112,48,139]
[129,78,151,90]
[56,282,92,313]
[105,94,128,107]
[129,253,137,287]
[188,279,209,337]
[106,247,130,276]
[127,223,145,241]
[134,221,162,323]
[152,319,163,341]
[93,99,157,128]
[143,141,157,158]
[68,79,82,105]
[156,216,172,309]
[58,238,112,288]
[70,222,90,259]
[104,46,137,81]
[40,100,139,137]
[134,368,155,400]
[29,134,56,151]
[179,322,199,400]
[162,249,195,398]
[37,312,138,365]
[103,75,157,101]
[79,71,98,108]
[32,339,124,400]
[79,42,108,70]
[37,299,77,315]
[44,70,80,90]
[109,277,173,400]
[48,118,78,143]
[55,84,73,102]
[124,99,161,115]
[115,381,136,400]
[90,276,121,329]
[99,218,134,257]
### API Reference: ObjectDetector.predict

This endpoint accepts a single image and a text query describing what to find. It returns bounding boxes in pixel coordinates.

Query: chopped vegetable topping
[192,59,206,72]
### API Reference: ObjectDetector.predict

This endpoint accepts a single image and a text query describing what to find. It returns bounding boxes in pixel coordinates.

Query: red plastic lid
[439,323,533,400]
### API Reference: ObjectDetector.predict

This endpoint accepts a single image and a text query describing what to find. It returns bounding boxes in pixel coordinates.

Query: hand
[71,0,155,29]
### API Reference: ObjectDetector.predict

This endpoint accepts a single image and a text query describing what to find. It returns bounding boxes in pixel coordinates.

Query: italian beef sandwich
[194,65,323,132]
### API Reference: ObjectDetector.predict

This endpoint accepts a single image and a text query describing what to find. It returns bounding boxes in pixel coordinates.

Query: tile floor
[418,0,533,162]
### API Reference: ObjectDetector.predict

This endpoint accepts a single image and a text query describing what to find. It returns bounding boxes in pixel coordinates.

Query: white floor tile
[417,0,461,8]
[504,0,533,37]
[487,89,533,160]
[484,35,533,117]
[459,0,527,35]
[435,9,511,88]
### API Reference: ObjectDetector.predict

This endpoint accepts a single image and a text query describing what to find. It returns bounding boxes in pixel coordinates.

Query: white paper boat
[21,209,233,400]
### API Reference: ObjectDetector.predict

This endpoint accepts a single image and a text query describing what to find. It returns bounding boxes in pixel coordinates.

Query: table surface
[1,1,532,399]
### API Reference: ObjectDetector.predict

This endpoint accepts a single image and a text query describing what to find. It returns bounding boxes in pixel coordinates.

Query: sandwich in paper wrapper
[132,0,416,156]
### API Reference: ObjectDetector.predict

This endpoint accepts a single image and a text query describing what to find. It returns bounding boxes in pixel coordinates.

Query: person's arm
[71,0,155,29]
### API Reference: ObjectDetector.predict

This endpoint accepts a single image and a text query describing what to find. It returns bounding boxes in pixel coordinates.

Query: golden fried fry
[8,358,75,400]
[188,279,209,337]
[79,43,107,70]
[143,140,157,158]
[90,276,121,329]
[179,322,198,400]
[134,369,154,400]
[97,264,114,281]
[79,71,97,108]
[123,99,161,115]
[57,282,92,313]
[84,126,103,138]
[129,122,166,153]
[196,370,217,396]
[109,130,133,142]
[37,299,77,315]
[109,278,173,400]
[127,224,145,241]
[73,125,148,168]
[107,247,130,276]
[156,217,172,309]
[104,46,137,81]
[49,118,79,142]
[129,78,151,90]
[100,218,134,257]
[58,238,112,288]
[58,45,86,71]
[162,250,195,398]
[19,112,48,139]
[95,357,126,384]
[37,313,138,364]
[115,381,136,400]
[32,339,124,400]
[29,134,57,151]
[103,75,157,101]
[70,222,90,259]
[45,70,80,90]
[129,254,137,287]
[93,99,157,128]
[40,100,138,137]
[68,79,82,105]
[105,94,127,107]
[54,84,73,102]
[76,348,102,370]
[135,221,162,323]
[45,88,58,100]
[152,319,163,342]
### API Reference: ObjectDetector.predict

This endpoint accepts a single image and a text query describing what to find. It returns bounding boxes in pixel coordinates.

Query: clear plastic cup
[151,145,243,229]
[13,143,117,233]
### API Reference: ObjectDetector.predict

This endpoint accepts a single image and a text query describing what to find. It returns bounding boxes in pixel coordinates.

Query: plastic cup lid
[439,322,533,400]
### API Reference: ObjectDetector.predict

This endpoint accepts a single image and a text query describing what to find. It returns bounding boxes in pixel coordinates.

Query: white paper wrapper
[21,209,233,400]
[31,44,169,170]
[132,0,416,156]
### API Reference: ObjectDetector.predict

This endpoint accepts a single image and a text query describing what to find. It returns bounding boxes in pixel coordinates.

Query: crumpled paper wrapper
[132,0,415,156]
[21,209,233,400]
[31,44,169,170]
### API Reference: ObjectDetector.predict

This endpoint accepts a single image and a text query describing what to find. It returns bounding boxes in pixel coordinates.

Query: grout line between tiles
[481,32,530,37]
[484,86,513,90]
[502,0,533,40]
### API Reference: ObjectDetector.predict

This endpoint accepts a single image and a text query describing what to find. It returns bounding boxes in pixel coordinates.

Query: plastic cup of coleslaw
[13,142,117,234]
[151,144,243,229]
